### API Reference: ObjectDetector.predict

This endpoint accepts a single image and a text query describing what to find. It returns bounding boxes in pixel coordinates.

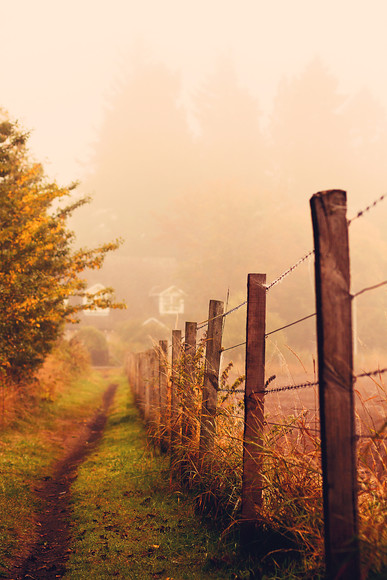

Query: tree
[73,56,197,256]
[0,111,123,384]
[194,56,267,190]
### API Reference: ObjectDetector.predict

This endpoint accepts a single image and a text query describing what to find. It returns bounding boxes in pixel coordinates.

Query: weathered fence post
[241,273,266,545]
[144,350,151,424]
[149,348,159,438]
[310,190,360,580]
[199,300,224,463]
[170,329,182,465]
[159,340,169,452]
[137,352,145,417]
[134,353,140,405]
[182,322,197,482]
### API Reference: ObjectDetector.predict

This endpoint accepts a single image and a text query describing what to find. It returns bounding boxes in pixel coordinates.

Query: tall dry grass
[143,342,386,578]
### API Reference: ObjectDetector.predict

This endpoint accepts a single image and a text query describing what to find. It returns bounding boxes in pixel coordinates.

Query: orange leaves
[0,115,122,384]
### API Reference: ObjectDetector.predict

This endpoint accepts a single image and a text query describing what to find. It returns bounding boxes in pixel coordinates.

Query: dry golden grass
[142,344,387,578]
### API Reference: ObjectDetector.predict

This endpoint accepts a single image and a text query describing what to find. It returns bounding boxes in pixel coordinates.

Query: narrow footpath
[9,384,117,580]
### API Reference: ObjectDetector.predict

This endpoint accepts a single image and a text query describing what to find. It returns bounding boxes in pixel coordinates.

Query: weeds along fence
[125,190,387,580]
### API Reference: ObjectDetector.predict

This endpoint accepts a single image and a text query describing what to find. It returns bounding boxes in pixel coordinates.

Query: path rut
[9,383,117,580]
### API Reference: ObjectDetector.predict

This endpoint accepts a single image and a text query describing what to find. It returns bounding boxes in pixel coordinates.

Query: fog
[2,1,387,359]
[72,53,387,363]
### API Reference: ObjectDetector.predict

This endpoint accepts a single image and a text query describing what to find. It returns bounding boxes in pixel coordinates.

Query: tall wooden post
[310,190,360,580]
[170,330,182,463]
[182,322,197,482]
[159,340,169,452]
[199,300,224,462]
[241,273,266,545]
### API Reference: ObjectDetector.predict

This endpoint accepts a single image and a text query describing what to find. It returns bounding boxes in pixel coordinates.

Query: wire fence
[127,190,387,579]
[198,193,387,337]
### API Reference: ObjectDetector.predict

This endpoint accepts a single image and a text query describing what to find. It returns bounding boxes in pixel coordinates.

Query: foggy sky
[1,0,387,182]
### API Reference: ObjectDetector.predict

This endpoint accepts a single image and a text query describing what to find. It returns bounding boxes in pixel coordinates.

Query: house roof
[155,285,186,297]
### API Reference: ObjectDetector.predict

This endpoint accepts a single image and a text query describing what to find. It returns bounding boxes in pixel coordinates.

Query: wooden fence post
[310,190,360,580]
[170,329,182,464]
[149,348,159,437]
[134,353,140,405]
[199,300,224,462]
[182,322,197,482]
[159,340,169,452]
[241,273,266,545]
[144,350,152,424]
[137,352,145,417]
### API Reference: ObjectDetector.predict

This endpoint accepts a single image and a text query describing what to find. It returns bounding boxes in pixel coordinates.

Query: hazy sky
[1,0,387,183]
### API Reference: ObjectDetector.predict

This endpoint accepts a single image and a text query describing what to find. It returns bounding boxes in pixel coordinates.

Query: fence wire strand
[352,280,387,299]
[265,312,316,337]
[221,341,246,353]
[354,367,387,380]
[265,250,315,291]
[220,367,387,398]
[348,193,386,225]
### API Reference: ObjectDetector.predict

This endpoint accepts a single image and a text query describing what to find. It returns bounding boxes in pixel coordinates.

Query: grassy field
[64,371,248,580]
[0,371,108,577]
[1,366,385,579]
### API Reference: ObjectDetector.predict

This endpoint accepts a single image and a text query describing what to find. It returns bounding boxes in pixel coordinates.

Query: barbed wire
[259,381,319,396]
[348,193,386,225]
[179,193,387,338]
[259,367,386,396]
[218,367,386,396]
[265,250,315,291]
[354,368,387,380]
[197,300,247,331]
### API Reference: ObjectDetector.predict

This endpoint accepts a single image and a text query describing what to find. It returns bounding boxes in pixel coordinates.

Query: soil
[8,383,118,580]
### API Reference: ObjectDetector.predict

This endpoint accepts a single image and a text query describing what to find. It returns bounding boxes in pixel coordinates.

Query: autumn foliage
[0,112,122,384]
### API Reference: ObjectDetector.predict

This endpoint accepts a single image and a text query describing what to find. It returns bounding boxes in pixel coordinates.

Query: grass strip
[0,371,109,577]
[65,372,245,580]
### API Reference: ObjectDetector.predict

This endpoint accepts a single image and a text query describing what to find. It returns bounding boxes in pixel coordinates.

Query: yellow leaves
[0,116,123,382]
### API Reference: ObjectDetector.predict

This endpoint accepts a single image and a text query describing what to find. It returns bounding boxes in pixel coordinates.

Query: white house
[83,283,110,317]
[150,285,185,316]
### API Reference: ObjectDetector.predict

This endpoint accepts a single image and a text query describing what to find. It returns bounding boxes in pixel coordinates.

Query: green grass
[65,373,243,579]
[0,371,108,577]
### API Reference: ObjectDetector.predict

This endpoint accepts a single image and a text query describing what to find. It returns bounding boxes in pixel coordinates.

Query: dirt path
[9,383,118,580]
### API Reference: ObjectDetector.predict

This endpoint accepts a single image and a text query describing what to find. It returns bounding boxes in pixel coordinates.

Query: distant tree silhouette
[269,57,350,200]
[74,55,197,256]
[194,55,267,190]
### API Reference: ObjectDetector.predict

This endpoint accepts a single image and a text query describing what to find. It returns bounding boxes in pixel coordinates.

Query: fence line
[197,192,387,333]
[126,189,386,580]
